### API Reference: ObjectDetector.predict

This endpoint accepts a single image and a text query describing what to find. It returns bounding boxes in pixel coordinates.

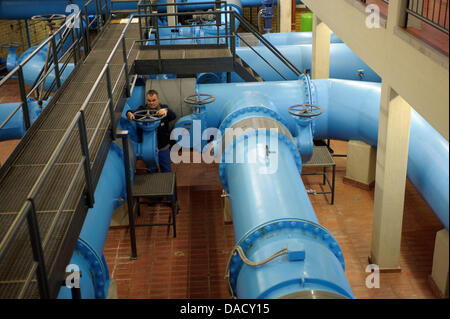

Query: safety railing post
[17,66,31,131]
[122,37,131,97]
[26,199,50,299]
[78,112,95,208]
[105,66,117,140]
[84,5,91,53]
[118,131,138,259]
[95,0,101,31]
[230,11,236,60]
[138,4,144,41]
[70,27,78,66]
[50,36,62,89]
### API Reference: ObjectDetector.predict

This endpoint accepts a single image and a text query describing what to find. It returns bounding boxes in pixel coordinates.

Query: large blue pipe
[0,99,48,141]
[234,43,381,82]
[196,79,449,230]
[57,142,127,299]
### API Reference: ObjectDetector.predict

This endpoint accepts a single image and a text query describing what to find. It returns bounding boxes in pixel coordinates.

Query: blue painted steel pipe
[234,43,381,82]
[0,99,48,141]
[195,79,449,230]
[0,0,302,19]
[262,32,343,45]
[57,142,127,299]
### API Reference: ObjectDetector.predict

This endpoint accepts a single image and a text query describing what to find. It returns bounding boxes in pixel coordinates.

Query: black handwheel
[288,104,322,118]
[132,109,167,123]
[184,94,216,106]
[31,14,67,23]
[0,42,23,49]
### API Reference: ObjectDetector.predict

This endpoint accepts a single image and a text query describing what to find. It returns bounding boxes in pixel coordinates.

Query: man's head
[145,89,160,109]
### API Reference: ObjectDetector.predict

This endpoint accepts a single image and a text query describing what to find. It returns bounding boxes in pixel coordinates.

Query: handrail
[232,11,303,78]
[0,11,84,133]
[236,33,288,80]
[0,2,119,299]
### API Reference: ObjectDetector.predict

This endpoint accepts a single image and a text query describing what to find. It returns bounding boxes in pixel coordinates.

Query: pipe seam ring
[218,105,290,135]
[75,239,109,298]
[218,129,301,193]
[217,116,295,153]
[225,218,345,298]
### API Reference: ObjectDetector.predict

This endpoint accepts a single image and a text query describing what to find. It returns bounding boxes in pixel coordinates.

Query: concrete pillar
[279,0,292,33]
[343,140,376,190]
[370,83,411,271]
[430,229,449,298]
[311,14,331,79]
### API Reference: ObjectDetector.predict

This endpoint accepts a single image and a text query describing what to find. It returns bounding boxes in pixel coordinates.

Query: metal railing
[136,0,302,80]
[0,0,110,135]
[232,12,303,80]
[137,0,230,47]
[361,0,449,34]
[407,0,449,34]
[0,10,132,299]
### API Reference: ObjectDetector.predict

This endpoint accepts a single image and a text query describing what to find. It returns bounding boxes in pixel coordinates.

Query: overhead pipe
[261,32,343,45]
[0,0,302,19]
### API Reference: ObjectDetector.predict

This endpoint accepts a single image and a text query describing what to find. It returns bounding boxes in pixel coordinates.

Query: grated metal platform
[0,22,140,299]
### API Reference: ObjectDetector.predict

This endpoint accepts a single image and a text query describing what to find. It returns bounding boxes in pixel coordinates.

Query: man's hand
[126,111,135,120]
[156,108,168,117]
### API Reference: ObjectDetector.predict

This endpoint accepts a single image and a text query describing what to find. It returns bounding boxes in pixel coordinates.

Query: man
[126,89,176,172]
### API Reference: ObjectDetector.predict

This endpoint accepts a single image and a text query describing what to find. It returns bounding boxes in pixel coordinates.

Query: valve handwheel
[31,14,67,31]
[0,42,23,49]
[132,109,167,123]
[184,93,216,106]
[31,14,67,22]
[288,104,322,118]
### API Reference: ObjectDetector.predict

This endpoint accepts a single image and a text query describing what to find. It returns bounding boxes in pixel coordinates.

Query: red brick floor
[104,141,443,299]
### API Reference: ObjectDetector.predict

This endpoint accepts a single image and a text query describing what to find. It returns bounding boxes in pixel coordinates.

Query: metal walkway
[0,22,139,299]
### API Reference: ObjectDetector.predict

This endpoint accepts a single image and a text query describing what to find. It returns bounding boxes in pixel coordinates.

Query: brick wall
[0,19,54,60]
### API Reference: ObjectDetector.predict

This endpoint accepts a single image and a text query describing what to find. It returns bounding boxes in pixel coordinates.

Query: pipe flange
[218,129,301,193]
[225,218,345,298]
[218,106,289,136]
[75,239,109,298]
